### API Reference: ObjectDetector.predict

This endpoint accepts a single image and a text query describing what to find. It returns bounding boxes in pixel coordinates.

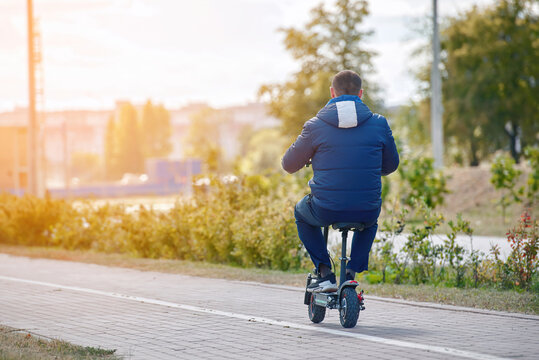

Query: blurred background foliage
[393,0,538,166]
[184,106,229,173]
[259,0,382,141]
[104,100,172,179]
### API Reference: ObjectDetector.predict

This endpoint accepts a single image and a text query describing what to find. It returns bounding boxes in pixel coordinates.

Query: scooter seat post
[340,229,348,286]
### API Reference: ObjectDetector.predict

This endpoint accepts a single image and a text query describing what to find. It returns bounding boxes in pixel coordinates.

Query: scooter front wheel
[308,293,326,323]
[339,287,360,328]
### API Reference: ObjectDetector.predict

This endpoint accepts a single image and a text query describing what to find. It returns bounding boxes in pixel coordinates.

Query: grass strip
[0,325,120,360]
[1,244,537,315]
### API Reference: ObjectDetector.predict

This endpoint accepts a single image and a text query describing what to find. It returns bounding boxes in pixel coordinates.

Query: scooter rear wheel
[339,287,360,328]
[308,293,326,323]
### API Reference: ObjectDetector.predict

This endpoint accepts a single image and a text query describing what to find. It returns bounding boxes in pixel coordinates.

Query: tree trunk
[509,132,520,163]
[505,121,520,163]
[469,132,479,167]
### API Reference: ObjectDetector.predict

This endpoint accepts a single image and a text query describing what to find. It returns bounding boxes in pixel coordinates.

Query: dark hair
[332,70,362,96]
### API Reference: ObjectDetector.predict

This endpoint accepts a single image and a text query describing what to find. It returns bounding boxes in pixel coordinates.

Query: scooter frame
[304,225,365,325]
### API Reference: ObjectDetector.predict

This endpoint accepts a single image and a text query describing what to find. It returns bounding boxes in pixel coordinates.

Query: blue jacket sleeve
[282,121,315,174]
[381,119,399,176]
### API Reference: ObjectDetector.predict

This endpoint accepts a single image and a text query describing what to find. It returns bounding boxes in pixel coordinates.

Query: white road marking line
[0,275,506,360]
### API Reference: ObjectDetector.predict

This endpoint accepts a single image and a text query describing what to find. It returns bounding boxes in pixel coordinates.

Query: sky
[0,0,496,112]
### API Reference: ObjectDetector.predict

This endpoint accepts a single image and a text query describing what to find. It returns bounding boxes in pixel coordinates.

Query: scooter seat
[332,222,366,231]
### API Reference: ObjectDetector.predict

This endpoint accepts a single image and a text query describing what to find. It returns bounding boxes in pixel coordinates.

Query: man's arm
[282,121,315,174]
[381,119,399,176]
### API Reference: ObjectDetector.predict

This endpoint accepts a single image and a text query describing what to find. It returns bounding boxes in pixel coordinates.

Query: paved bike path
[0,254,537,360]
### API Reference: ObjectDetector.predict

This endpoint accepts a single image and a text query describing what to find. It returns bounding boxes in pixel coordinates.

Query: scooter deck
[312,291,339,309]
[307,280,362,309]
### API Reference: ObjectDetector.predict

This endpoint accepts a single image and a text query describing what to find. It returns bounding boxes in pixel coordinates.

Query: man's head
[330,70,363,99]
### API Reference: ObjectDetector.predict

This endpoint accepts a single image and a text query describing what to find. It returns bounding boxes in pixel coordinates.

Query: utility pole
[35,18,46,196]
[431,0,444,168]
[63,121,70,198]
[27,0,39,195]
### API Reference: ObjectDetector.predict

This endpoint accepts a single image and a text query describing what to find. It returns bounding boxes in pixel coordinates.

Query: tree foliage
[70,152,102,183]
[259,0,381,139]
[104,101,172,179]
[524,146,539,205]
[490,154,523,223]
[397,157,450,210]
[184,107,228,173]
[235,128,289,174]
[401,0,538,166]
[115,103,145,175]
[105,104,143,179]
[442,0,539,164]
[104,115,117,179]
[141,100,172,158]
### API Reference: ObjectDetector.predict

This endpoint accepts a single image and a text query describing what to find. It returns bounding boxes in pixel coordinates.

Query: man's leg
[347,222,378,274]
[294,195,332,274]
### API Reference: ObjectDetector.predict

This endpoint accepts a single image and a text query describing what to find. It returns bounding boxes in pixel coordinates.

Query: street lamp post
[431,0,444,168]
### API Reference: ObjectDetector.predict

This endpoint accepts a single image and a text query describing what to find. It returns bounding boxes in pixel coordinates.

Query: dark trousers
[294,194,380,273]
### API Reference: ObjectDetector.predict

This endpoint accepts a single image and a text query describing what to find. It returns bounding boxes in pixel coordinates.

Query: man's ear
[330,87,337,99]
[358,89,363,99]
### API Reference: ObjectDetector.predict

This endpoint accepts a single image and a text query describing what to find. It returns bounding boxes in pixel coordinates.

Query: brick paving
[0,254,537,359]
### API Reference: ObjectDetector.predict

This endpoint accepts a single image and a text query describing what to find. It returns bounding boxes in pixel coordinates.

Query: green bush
[490,154,523,224]
[397,157,450,210]
[505,211,538,290]
[0,173,304,271]
[0,194,66,246]
[370,200,538,292]
[523,146,539,206]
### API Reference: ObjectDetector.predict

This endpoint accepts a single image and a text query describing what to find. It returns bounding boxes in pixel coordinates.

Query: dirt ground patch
[437,165,536,236]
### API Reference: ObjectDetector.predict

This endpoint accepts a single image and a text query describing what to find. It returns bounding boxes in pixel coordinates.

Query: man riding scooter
[282,70,399,293]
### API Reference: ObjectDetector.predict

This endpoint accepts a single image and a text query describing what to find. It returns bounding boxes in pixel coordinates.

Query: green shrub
[0,194,65,246]
[505,211,538,290]
[523,146,539,206]
[0,173,304,271]
[490,154,523,224]
[397,157,450,210]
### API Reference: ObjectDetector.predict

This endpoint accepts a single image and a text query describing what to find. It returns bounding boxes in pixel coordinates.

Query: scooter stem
[340,230,348,286]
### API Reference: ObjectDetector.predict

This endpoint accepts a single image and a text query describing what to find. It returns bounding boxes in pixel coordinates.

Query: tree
[259,0,381,139]
[490,154,523,224]
[104,115,118,180]
[235,128,289,174]
[392,101,431,152]
[115,102,144,175]
[442,0,538,164]
[184,106,227,173]
[523,146,539,206]
[104,100,173,180]
[141,100,172,158]
[70,152,102,183]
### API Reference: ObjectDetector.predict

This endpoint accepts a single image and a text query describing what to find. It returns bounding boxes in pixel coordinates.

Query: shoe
[307,273,337,293]
[345,272,355,281]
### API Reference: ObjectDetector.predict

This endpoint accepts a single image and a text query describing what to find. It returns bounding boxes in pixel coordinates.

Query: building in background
[0,124,27,195]
[0,101,278,195]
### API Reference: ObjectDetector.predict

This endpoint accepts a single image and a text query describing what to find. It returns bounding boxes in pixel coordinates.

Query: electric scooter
[304,224,366,328]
